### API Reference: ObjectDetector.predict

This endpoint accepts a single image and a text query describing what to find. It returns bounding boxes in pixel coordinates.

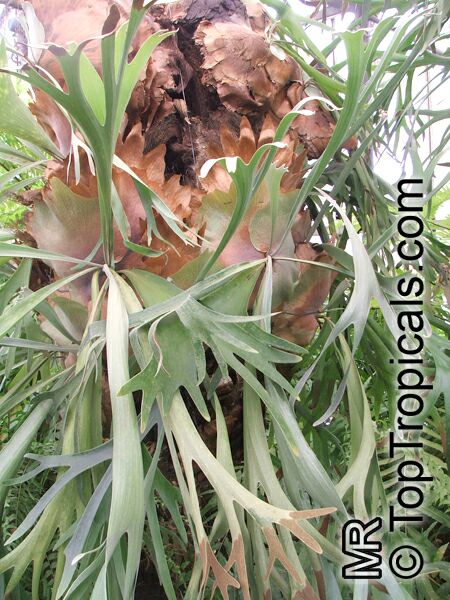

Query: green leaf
[123,261,302,433]
[110,184,163,258]
[0,267,96,338]
[0,241,101,266]
[334,337,377,519]
[0,159,46,192]
[128,260,266,328]
[124,311,210,422]
[114,30,173,140]
[293,190,399,424]
[280,30,367,244]
[0,42,60,156]
[0,258,31,313]
[95,268,145,598]
[0,399,53,510]
[79,52,106,125]
[198,143,286,279]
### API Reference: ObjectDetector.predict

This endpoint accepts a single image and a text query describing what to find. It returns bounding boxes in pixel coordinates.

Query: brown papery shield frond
[272,243,337,346]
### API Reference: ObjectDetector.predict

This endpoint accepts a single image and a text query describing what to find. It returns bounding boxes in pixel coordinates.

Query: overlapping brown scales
[28,0,353,178]
[194,19,298,115]
[116,124,193,221]
[30,124,201,283]
[26,0,348,336]
[27,0,352,183]
[127,35,193,134]
[220,117,256,163]
[200,114,303,195]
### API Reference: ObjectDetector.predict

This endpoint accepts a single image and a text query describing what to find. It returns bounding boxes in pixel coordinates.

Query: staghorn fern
[0,1,448,599]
